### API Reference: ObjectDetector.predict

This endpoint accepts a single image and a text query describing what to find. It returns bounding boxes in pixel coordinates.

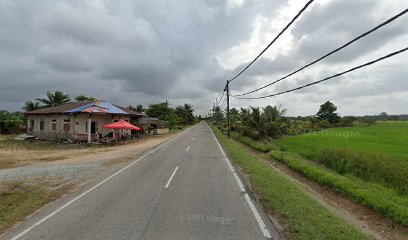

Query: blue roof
[64,100,128,114]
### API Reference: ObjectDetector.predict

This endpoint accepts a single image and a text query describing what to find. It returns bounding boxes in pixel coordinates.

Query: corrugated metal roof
[24,100,142,115]
[25,102,91,114]
[65,100,128,114]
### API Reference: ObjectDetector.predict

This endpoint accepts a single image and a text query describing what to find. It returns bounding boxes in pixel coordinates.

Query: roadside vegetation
[211,101,408,226]
[0,181,70,234]
[211,125,367,239]
[1,90,200,135]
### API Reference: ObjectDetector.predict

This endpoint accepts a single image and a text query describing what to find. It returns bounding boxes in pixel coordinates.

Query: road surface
[2,122,279,240]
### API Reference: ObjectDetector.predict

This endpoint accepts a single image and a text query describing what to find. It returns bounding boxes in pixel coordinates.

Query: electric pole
[226,81,230,138]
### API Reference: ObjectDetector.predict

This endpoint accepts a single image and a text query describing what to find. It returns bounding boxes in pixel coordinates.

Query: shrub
[301,148,408,194]
[270,151,408,226]
[231,133,275,153]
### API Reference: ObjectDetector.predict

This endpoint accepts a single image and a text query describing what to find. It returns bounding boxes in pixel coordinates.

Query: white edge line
[186,145,190,151]
[9,132,182,240]
[164,166,179,189]
[244,193,272,238]
[210,126,272,239]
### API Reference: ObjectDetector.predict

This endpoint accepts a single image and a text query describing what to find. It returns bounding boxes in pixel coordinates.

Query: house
[24,100,144,142]
[137,116,170,135]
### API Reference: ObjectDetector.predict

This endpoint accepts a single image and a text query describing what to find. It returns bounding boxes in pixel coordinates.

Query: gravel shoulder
[0,132,179,184]
[0,131,181,236]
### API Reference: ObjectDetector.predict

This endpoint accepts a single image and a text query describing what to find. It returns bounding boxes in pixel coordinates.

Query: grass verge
[274,121,408,193]
[270,150,408,226]
[230,132,275,153]
[211,125,367,239]
[0,181,69,234]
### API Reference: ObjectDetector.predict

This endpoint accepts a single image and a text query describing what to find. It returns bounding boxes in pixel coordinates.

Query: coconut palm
[136,104,144,112]
[75,95,96,102]
[22,101,41,111]
[36,91,70,107]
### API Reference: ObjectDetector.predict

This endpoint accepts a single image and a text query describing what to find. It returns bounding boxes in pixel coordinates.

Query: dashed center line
[165,166,179,189]
[192,137,196,141]
[186,146,191,151]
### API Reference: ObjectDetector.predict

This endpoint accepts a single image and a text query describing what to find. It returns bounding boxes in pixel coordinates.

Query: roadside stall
[102,119,140,144]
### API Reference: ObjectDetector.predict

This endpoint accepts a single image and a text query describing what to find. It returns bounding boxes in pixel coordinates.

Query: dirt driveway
[0,131,180,184]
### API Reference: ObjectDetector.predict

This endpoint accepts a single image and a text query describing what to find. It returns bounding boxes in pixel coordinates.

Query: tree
[36,91,70,107]
[145,102,180,127]
[261,105,287,138]
[175,104,195,125]
[340,116,356,127]
[0,110,24,134]
[127,104,145,113]
[262,105,286,123]
[75,95,96,102]
[22,101,41,111]
[212,106,224,123]
[136,104,144,112]
[316,101,340,125]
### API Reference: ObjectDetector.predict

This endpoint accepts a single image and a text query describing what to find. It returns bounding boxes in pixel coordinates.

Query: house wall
[154,128,170,135]
[73,114,131,137]
[26,114,75,140]
[26,114,131,141]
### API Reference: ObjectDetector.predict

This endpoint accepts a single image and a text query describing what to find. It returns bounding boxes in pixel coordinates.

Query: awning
[102,119,140,131]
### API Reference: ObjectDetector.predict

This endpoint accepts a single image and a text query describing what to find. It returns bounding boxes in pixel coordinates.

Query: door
[91,122,97,134]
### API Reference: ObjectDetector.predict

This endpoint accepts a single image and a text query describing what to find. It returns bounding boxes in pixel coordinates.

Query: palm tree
[36,91,70,107]
[261,105,287,138]
[22,101,41,111]
[75,95,96,102]
[136,104,144,112]
[262,105,287,122]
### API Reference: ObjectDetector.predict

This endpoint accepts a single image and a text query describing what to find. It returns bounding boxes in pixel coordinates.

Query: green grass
[270,151,408,226]
[273,121,408,193]
[211,125,367,239]
[0,182,64,233]
[230,132,275,153]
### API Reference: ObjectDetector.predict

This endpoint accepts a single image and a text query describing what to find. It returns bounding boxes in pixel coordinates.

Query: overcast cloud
[0,0,407,116]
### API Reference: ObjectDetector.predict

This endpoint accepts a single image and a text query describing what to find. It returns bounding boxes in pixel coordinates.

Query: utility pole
[226,81,230,138]
[214,98,217,124]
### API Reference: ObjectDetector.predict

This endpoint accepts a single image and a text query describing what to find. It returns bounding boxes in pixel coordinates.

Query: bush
[270,151,408,226]
[301,148,408,194]
[231,133,275,153]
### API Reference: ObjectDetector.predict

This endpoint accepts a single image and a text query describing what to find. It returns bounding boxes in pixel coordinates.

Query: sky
[0,0,407,117]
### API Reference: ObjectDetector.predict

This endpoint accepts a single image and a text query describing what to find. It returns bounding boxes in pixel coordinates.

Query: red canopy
[102,119,140,131]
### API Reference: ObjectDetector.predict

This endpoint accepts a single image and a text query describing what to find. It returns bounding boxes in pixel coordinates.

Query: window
[51,120,57,131]
[85,121,98,133]
[40,120,45,131]
[63,119,70,133]
[29,120,35,131]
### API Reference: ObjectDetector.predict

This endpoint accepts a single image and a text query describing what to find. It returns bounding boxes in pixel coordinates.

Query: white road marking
[210,127,272,239]
[244,193,272,238]
[186,145,190,151]
[192,137,196,141]
[165,166,179,189]
[9,132,183,240]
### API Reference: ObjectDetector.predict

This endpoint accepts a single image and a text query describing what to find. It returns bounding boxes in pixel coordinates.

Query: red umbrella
[102,119,140,131]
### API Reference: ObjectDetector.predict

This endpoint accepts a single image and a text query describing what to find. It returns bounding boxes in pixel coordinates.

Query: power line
[233,46,408,99]
[215,89,226,106]
[228,0,314,83]
[219,97,227,109]
[233,8,408,97]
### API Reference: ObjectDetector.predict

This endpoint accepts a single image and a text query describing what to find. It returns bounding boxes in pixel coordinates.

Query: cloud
[0,0,406,116]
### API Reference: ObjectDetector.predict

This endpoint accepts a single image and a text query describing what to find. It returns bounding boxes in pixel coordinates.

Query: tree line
[211,100,403,140]
[0,91,197,134]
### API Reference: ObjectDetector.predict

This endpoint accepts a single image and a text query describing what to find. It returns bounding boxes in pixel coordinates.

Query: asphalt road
[3,122,279,240]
